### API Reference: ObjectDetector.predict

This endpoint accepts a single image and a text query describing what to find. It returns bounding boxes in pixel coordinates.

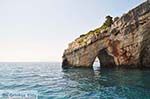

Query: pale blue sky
[0,0,145,62]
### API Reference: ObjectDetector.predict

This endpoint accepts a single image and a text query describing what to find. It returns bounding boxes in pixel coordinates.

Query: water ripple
[0,62,149,99]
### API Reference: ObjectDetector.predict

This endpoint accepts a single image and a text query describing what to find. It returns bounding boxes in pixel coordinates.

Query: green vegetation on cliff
[76,15,113,45]
[79,15,113,37]
[101,16,113,29]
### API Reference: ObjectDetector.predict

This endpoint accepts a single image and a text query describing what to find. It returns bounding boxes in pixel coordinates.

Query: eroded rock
[62,1,150,68]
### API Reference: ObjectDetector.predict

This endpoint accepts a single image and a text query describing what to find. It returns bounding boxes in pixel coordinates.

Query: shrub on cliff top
[76,15,113,46]
[101,15,113,30]
[91,15,113,35]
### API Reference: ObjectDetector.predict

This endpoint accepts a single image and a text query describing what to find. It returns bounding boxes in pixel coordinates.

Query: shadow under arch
[92,49,116,68]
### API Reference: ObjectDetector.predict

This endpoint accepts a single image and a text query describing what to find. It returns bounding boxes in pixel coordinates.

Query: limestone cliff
[62,1,150,68]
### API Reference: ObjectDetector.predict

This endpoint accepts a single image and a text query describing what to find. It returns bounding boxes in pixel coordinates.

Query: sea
[0,62,149,99]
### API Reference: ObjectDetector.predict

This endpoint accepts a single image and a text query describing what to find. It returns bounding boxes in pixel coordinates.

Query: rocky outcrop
[62,1,150,68]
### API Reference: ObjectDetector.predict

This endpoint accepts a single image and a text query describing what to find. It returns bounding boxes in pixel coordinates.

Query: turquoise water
[0,62,150,99]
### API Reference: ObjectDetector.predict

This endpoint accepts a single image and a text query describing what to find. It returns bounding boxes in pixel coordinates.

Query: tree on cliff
[101,15,113,29]
[79,15,114,38]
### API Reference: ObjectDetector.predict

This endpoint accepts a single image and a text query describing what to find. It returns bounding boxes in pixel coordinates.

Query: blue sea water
[0,62,149,99]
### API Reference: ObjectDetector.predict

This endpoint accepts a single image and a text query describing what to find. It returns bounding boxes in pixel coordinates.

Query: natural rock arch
[62,34,111,68]
[62,1,150,69]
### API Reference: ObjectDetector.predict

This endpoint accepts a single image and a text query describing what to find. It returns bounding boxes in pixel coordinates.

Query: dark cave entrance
[92,49,116,69]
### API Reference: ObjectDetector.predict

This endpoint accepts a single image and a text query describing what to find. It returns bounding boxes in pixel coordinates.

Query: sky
[0,0,145,62]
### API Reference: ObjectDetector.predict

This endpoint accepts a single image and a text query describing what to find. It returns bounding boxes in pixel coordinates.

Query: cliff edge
[62,1,150,68]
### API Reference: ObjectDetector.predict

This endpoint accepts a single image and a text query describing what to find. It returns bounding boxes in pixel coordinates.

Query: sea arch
[62,35,116,68]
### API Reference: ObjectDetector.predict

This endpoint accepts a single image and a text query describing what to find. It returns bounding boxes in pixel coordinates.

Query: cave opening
[92,49,116,69]
[93,57,100,70]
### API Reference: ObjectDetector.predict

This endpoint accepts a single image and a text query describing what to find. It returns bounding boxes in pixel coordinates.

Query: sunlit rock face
[62,1,150,68]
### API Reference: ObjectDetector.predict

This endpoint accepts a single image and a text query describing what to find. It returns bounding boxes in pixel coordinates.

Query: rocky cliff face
[62,1,150,68]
